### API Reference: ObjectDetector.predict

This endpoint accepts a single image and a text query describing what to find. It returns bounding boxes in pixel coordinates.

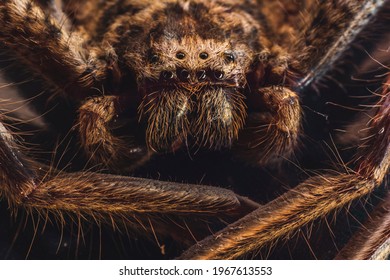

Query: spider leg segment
[0,118,259,244]
[179,87,389,260]
[77,95,151,170]
[0,121,37,205]
[296,0,390,89]
[335,191,390,260]
[0,0,108,98]
[237,86,301,165]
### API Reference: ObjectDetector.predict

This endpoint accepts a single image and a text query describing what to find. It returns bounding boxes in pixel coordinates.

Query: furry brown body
[0,0,389,259]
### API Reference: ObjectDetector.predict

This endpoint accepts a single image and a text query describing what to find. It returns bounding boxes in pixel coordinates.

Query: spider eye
[224,52,235,63]
[179,69,190,80]
[214,71,224,80]
[199,52,209,60]
[161,71,174,80]
[149,54,159,63]
[176,52,186,60]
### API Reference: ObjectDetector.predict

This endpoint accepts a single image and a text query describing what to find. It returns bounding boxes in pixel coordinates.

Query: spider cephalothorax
[93,0,296,154]
[0,0,389,260]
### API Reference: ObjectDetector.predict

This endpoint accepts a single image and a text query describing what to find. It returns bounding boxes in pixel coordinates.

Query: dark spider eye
[224,52,235,63]
[180,69,190,80]
[197,70,207,81]
[149,54,159,63]
[214,71,224,80]
[199,52,209,59]
[176,52,186,59]
[161,71,174,80]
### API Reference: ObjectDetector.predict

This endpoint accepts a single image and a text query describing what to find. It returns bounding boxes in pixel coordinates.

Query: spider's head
[110,1,266,153]
[130,35,254,152]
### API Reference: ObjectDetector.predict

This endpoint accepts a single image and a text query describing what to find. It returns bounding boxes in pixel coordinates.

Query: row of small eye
[150,51,235,63]
[161,69,225,81]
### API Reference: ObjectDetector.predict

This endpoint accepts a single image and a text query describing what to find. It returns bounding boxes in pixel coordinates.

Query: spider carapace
[0,0,389,259]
